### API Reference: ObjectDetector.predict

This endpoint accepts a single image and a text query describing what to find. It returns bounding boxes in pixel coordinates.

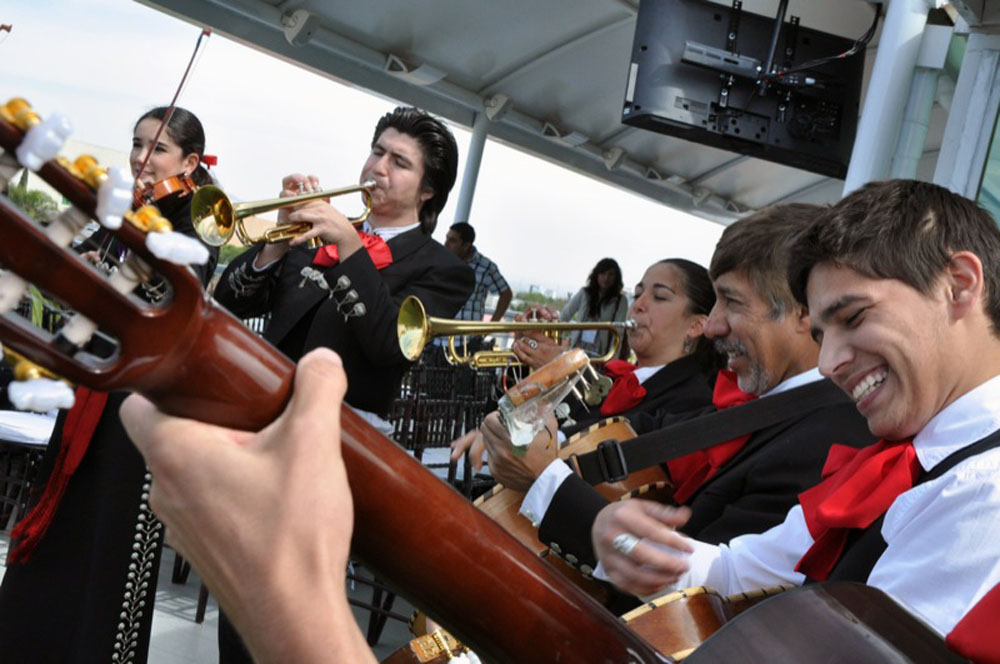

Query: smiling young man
[213,107,474,663]
[592,180,1000,658]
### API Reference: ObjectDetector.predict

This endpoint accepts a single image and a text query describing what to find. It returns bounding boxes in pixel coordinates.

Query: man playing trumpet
[213,106,473,663]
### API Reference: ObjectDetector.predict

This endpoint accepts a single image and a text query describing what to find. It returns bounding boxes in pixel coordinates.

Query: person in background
[444,221,513,322]
[560,257,629,358]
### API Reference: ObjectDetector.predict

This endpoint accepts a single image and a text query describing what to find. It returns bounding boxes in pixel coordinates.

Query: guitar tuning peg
[0,272,27,315]
[126,205,173,234]
[7,378,75,412]
[15,112,72,171]
[145,230,210,266]
[96,166,132,230]
[1,346,74,412]
[0,98,40,131]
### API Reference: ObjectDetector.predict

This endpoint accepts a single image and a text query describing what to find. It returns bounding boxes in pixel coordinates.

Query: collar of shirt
[467,249,481,264]
[912,372,1000,471]
[760,366,823,398]
[633,364,665,384]
[362,221,420,242]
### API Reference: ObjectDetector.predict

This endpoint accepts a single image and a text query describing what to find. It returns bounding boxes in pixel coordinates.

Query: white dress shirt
[661,372,1000,637]
[519,367,822,527]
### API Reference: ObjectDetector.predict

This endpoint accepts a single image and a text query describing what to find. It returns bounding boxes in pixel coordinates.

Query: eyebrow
[651,282,676,294]
[636,282,676,294]
[817,294,868,324]
[715,285,739,299]
[374,142,414,166]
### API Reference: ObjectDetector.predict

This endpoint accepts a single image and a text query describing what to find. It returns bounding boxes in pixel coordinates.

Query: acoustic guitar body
[622,585,790,660]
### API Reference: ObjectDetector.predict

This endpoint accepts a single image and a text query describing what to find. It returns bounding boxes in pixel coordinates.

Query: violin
[132,173,197,209]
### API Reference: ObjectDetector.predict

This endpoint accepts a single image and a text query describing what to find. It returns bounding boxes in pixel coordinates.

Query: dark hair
[788,179,1000,332]
[449,221,475,244]
[585,257,624,317]
[372,107,458,233]
[659,258,726,380]
[710,203,824,318]
[134,106,212,187]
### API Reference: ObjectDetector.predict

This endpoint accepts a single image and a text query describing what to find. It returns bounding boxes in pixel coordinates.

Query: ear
[790,301,811,334]
[686,314,707,340]
[182,152,200,176]
[946,251,985,320]
[419,187,434,205]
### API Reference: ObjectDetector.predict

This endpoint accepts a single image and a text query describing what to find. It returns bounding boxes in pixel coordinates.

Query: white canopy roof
[138,0,937,225]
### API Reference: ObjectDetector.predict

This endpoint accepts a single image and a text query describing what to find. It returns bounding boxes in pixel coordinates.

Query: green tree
[7,169,59,222]
[511,290,566,312]
[219,243,251,266]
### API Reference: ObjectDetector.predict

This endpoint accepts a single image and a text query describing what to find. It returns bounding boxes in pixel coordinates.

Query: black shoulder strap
[920,426,1000,483]
[570,378,845,485]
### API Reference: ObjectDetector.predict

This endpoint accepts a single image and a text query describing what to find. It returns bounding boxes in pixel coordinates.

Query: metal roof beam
[688,155,752,186]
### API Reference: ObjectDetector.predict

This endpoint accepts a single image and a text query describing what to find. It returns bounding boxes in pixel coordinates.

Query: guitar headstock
[0,102,293,430]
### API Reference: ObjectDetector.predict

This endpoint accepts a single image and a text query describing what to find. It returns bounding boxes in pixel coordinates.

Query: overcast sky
[1,0,726,296]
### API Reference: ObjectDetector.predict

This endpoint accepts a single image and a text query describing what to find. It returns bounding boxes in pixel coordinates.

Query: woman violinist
[0,106,219,664]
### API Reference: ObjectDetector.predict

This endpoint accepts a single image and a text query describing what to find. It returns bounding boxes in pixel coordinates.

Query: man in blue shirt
[445,222,512,322]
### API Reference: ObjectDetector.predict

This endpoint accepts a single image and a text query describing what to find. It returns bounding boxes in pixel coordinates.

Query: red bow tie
[667,370,756,503]
[312,231,393,269]
[600,360,647,416]
[795,438,920,581]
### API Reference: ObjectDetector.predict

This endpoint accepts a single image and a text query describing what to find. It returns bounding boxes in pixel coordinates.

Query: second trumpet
[191,179,376,247]
[397,295,636,368]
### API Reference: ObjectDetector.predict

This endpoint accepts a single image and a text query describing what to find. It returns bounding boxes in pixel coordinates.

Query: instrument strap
[569,378,845,485]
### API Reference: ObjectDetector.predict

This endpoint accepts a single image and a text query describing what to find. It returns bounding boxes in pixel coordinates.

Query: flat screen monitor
[622,0,867,179]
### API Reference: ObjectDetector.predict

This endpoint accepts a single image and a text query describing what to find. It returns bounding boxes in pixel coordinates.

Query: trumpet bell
[191,185,235,247]
[398,295,430,361]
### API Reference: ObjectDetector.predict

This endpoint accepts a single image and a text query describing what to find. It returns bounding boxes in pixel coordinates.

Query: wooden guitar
[0,114,668,664]
[389,583,966,664]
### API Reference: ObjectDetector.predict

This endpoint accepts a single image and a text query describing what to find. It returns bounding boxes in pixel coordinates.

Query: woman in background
[560,257,628,358]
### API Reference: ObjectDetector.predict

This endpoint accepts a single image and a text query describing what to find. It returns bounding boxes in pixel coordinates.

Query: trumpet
[397,295,635,369]
[191,179,376,247]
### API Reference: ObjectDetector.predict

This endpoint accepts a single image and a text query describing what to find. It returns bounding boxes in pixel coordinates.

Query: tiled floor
[0,533,416,663]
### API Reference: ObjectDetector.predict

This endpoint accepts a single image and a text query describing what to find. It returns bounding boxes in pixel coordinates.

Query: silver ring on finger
[526,339,538,350]
[612,533,640,558]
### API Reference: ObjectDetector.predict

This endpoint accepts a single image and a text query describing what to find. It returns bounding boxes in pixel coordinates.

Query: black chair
[0,440,47,537]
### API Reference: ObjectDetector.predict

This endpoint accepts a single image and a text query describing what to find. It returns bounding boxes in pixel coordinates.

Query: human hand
[120,348,374,663]
[479,411,558,491]
[511,332,564,369]
[591,500,694,597]
[450,429,486,471]
[277,173,323,225]
[519,305,559,321]
[79,249,101,265]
